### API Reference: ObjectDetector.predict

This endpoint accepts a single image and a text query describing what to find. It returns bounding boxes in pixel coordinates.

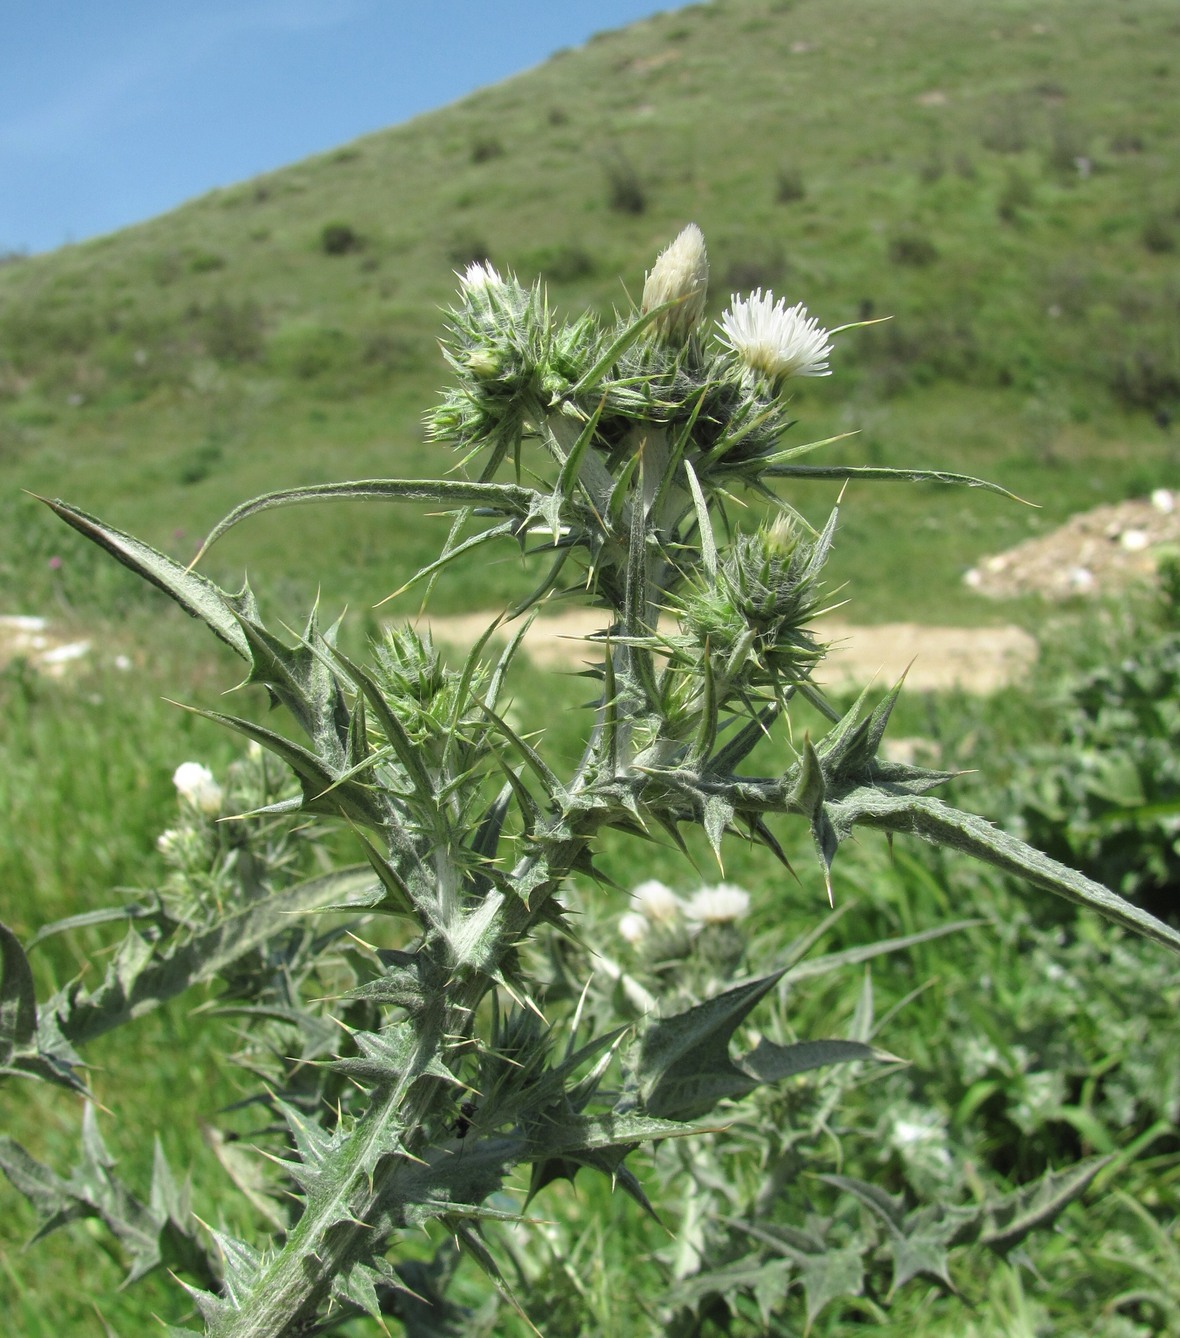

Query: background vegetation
[2,0,1178,625]
[2,0,1178,1332]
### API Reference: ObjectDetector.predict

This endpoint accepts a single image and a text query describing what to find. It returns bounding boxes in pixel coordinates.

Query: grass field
[2,0,1179,1332]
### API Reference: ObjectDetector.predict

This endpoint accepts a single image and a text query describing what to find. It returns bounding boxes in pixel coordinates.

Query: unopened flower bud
[642,223,709,343]
[465,349,501,379]
[458,260,506,295]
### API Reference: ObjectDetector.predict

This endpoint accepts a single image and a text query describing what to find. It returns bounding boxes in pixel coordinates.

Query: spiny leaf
[176,703,388,829]
[785,1242,866,1332]
[0,1135,78,1228]
[841,789,1180,955]
[683,458,717,578]
[0,920,37,1065]
[41,497,252,661]
[761,462,1030,504]
[380,518,521,606]
[190,477,537,565]
[666,1256,795,1328]
[235,613,350,760]
[331,1258,385,1321]
[741,1038,890,1087]
[568,302,676,398]
[976,1154,1113,1252]
[43,865,379,1050]
[636,969,785,1121]
[209,1228,265,1306]
[702,792,734,868]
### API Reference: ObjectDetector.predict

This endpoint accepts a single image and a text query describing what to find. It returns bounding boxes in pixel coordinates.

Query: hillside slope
[2,0,1177,622]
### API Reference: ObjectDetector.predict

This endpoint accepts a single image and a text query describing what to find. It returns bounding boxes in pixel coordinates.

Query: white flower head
[618,911,649,945]
[631,879,684,924]
[685,883,751,925]
[457,260,506,294]
[172,761,223,816]
[717,290,833,382]
[642,223,709,342]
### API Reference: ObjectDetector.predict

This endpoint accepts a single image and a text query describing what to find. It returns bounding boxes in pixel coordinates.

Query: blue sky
[1,0,673,255]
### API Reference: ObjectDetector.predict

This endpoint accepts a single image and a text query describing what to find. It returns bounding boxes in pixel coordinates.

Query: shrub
[981,98,1030,153]
[888,230,939,266]
[604,152,647,214]
[1047,116,1091,178]
[1142,216,1177,254]
[991,631,1180,920]
[266,322,355,380]
[523,243,596,283]
[188,250,227,275]
[722,237,787,291]
[319,221,364,256]
[201,298,264,364]
[774,164,806,203]
[1109,346,1180,414]
[446,232,492,268]
[998,169,1035,223]
[470,135,504,164]
[176,436,225,486]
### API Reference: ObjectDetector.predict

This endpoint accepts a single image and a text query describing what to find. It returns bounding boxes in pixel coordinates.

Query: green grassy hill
[2,0,1178,627]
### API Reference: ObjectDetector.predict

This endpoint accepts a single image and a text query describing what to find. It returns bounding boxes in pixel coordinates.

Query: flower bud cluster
[427,262,603,461]
[676,514,828,693]
[425,225,835,483]
[372,625,490,755]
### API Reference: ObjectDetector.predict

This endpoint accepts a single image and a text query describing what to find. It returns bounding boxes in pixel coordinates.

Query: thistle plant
[4,225,1180,1336]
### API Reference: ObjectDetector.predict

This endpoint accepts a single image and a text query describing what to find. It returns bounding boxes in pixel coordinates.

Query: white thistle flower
[632,879,684,924]
[685,883,751,925]
[618,911,649,945]
[172,761,222,815]
[642,223,709,342]
[717,290,833,381]
[457,260,506,294]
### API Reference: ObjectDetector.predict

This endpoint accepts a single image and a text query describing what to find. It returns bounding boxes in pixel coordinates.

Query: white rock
[1068,567,1096,592]
[40,640,91,664]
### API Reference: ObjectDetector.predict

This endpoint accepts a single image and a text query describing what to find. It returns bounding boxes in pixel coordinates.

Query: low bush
[319,221,364,256]
[604,152,647,214]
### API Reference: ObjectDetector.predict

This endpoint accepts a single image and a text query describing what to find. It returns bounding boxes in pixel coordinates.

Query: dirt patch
[965,490,1180,600]
[414,609,1037,695]
[0,615,94,677]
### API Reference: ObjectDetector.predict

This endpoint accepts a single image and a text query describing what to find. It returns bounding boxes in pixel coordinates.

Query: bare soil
[964,491,1180,600]
[413,610,1037,695]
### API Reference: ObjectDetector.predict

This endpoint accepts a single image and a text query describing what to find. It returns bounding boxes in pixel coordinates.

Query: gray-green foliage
[3,230,1179,1335]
